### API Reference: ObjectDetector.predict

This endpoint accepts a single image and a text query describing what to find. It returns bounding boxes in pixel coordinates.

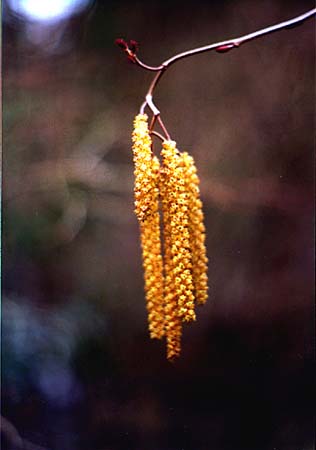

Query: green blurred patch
[4,204,63,257]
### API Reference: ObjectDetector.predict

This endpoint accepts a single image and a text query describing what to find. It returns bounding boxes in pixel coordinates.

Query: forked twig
[117,8,315,136]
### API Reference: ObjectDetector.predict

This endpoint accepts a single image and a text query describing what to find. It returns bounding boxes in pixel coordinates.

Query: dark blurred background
[2,1,315,449]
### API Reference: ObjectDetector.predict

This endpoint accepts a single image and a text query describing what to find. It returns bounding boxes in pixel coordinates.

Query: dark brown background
[2,1,315,449]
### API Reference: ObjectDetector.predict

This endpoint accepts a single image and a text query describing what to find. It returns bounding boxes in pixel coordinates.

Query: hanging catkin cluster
[132,113,208,360]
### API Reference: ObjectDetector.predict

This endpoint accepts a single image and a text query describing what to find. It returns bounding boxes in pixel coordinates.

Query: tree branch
[117,8,316,130]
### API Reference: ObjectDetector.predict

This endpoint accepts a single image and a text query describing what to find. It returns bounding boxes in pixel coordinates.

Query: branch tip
[115,38,128,50]
[115,38,139,63]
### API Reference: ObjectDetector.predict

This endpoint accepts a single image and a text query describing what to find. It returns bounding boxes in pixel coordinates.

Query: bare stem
[131,8,315,115]
[151,130,165,142]
[157,115,171,140]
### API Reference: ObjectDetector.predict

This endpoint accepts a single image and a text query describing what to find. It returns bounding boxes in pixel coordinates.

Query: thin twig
[156,115,170,140]
[123,8,315,116]
[149,114,157,132]
[134,55,164,71]
[151,130,165,141]
[162,8,315,68]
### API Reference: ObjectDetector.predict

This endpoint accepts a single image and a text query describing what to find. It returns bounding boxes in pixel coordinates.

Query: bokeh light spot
[8,0,91,23]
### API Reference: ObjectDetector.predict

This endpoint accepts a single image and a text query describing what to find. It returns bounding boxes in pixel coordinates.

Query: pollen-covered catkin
[132,116,209,359]
[181,152,208,305]
[132,114,165,339]
[161,140,196,323]
[160,164,182,360]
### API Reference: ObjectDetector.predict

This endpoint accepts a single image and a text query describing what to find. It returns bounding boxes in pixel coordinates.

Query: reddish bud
[129,40,139,53]
[216,42,239,53]
[116,37,138,63]
[115,38,128,50]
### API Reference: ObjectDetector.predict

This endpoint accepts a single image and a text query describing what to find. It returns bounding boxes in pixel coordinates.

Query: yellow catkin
[161,140,196,324]
[181,152,208,305]
[160,165,182,360]
[132,114,165,339]
[132,116,209,359]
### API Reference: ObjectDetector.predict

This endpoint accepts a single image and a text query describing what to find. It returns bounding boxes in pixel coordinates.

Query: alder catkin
[181,152,208,305]
[131,116,209,359]
[160,158,182,360]
[161,140,196,324]
[132,114,165,339]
